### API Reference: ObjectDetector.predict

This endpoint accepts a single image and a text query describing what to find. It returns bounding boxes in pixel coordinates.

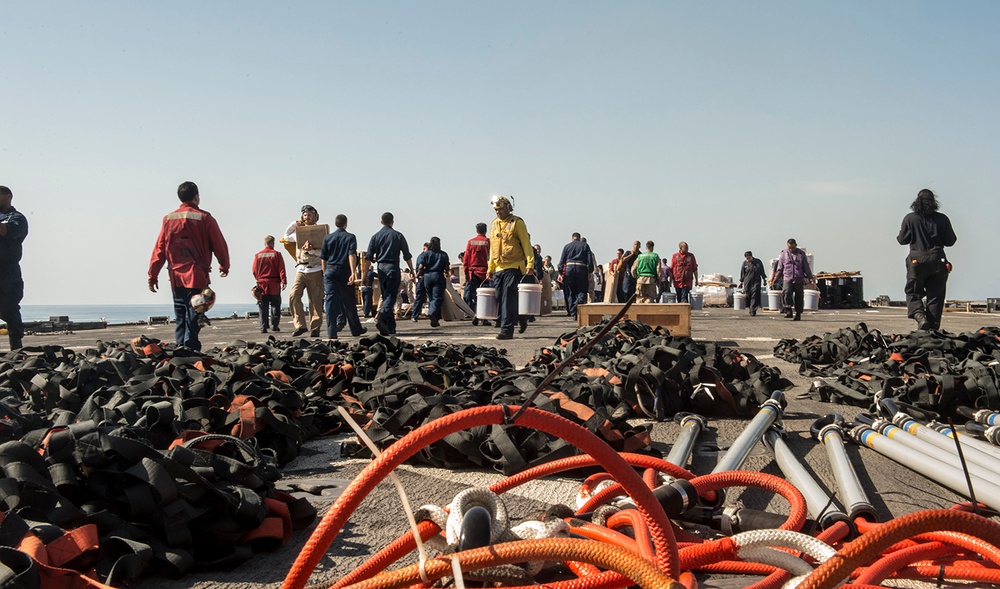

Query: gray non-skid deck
[15,306,999,588]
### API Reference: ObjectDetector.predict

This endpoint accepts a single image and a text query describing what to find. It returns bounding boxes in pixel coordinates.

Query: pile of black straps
[0,321,789,586]
[774,323,1000,418]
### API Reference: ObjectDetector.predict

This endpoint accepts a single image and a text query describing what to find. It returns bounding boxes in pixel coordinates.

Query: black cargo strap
[776,324,1000,418]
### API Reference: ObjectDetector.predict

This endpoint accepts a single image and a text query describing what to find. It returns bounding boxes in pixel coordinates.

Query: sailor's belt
[566,262,587,266]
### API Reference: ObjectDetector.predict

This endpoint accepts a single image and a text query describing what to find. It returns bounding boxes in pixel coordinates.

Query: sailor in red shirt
[462,222,490,325]
[669,241,699,304]
[252,235,287,334]
[148,181,230,351]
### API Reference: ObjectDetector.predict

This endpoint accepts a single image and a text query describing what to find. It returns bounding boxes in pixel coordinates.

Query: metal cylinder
[812,414,877,523]
[891,414,999,472]
[763,426,849,529]
[712,391,784,474]
[926,420,1000,460]
[849,423,1000,512]
[666,413,707,468]
[873,420,1000,488]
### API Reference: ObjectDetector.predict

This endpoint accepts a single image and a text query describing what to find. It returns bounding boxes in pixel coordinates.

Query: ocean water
[20,303,261,324]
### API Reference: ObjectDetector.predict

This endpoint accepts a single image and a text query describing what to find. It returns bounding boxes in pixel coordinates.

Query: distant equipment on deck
[814,272,865,309]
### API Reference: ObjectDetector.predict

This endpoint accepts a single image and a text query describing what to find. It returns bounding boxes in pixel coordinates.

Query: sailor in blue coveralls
[557,232,594,318]
[363,212,415,336]
[0,186,28,351]
[421,237,450,328]
[320,214,367,339]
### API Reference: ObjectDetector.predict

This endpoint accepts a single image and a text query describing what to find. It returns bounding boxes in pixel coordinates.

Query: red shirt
[463,233,490,280]
[252,246,287,295]
[149,202,230,289]
[670,252,698,289]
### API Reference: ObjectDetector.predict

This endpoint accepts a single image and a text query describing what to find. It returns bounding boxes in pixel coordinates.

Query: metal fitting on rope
[718,504,805,535]
[612,478,699,519]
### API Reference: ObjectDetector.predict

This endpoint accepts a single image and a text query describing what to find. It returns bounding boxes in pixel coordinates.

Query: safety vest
[635,251,659,278]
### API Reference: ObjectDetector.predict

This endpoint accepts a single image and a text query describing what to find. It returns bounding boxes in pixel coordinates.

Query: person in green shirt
[632,241,661,303]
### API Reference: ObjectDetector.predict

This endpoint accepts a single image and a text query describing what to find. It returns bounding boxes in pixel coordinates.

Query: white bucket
[767,290,783,311]
[733,292,747,311]
[804,289,820,311]
[689,292,704,311]
[476,288,498,319]
[518,283,543,316]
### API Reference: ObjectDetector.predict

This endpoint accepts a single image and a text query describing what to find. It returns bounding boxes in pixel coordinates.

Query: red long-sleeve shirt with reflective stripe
[463,234,490,280]
[148,203,230,289]
[252,246,287,295]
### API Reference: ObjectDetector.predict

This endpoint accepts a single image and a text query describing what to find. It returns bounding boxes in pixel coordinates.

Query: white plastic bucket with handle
[733,292,747,311]
[476,288,498,319]
[767,290,783,311]
[804,289,820,311]
[518,283,543,316]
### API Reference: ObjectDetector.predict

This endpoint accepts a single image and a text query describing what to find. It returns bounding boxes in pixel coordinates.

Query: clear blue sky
[3,1,997,306]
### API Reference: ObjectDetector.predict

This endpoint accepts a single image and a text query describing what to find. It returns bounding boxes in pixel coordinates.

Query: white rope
[445,488,509,546]
[732,528,837,562]
[336,406,431,585]
[450,555,465,589]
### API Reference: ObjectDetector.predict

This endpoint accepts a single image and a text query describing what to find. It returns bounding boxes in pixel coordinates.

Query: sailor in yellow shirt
[487,195,534,340]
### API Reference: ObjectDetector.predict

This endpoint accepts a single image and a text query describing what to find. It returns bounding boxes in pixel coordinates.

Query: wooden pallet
[576,303,691,337]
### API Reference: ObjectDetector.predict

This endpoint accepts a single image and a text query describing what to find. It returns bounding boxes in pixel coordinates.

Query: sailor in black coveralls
[896,189,957,331]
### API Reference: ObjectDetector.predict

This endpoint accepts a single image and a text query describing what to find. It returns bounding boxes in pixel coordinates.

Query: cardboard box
[295,224,329,249]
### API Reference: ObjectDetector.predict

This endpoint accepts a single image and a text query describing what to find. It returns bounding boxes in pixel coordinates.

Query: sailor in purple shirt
[769,238,813,320]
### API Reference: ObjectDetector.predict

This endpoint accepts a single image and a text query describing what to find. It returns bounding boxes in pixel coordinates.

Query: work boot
[272,325,280,332]
[260,327,268,334]
[793,314,801,321]
[310,330,320,338]
[913,311,928,330]
[376,320,390,336]
[472,318,480,326]
[518,317,528,334]
[292,327,307,337]
[496,330,513,340]
[430,317,440,328]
